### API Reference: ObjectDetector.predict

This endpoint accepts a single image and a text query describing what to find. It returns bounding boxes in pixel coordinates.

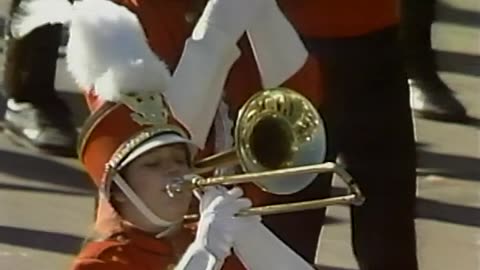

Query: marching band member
[279,2,420,269]
[13,0,319,269]
[13,0,326,265]
[123,0,327,263]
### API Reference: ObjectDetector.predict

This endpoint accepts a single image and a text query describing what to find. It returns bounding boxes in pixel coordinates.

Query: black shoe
[3,99,78,157]
[409,78,467,122]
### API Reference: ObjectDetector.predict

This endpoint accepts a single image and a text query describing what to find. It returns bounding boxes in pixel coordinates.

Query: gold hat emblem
[120,91,170,127]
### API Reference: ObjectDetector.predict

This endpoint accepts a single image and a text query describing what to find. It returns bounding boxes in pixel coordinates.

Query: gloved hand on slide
[193,186,261,261]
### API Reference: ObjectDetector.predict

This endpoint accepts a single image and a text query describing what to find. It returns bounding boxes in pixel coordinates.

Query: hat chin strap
[111,174,181,233]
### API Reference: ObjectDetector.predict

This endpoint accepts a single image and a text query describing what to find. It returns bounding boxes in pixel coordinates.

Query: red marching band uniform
[11,0,329,268]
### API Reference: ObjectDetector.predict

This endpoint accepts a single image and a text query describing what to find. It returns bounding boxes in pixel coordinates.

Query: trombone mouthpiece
[166,180,183,198]
[165,174,198,198]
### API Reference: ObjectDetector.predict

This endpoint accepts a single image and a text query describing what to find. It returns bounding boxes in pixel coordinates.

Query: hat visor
[119,133,196,169]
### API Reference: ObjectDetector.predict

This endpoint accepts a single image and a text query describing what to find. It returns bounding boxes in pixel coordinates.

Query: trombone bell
[194,88,327,195]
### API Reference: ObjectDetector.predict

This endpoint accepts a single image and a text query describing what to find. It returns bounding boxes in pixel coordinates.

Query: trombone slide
[181,162,365,220]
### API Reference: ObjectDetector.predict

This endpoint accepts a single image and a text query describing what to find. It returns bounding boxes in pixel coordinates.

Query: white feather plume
[94,58,171,101]
[12,0,172,102]
[65,0,172,100]
[11,0,73,38]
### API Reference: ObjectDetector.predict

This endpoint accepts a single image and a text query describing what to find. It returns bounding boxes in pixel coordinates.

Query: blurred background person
[2,0,77,156]
[279,1,419,269]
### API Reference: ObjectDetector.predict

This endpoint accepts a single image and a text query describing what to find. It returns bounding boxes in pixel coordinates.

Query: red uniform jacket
[279,0,400,38]
[72,226,246,270]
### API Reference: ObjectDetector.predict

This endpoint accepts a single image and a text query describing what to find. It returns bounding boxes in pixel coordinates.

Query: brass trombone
[179,162,364,219]
[168,88,365,217]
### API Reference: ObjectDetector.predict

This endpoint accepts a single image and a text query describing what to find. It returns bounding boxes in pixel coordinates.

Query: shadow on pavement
[0,225,84,255]
[435,2,480,78]
[0,148,93,192]
[436,50,480,77]
[417,197,480,227]
[417,149,480,182]
[437,1,480,28]
[462,115,480,128]
[331,185,480,227]
[0,182,91,196]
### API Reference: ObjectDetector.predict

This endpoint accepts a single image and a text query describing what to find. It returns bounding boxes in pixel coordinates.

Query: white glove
[175,187,259,270]
[247,0,308,88]
[193,0,268,43]
[193,186,261,261]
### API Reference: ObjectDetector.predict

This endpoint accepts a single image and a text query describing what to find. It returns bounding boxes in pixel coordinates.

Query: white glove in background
[193,0,268,42]
[165,0,271,149]
[247,0,308,89]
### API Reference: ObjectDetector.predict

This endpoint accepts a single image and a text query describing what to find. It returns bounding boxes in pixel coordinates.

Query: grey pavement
[0,0,478,270]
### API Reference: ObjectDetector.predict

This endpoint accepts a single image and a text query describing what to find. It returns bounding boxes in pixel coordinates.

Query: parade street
[0,0,479,269]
